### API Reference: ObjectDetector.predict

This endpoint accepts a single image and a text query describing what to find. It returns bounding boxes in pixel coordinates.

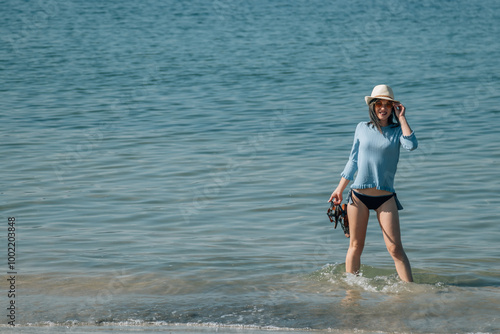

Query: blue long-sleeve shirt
[341,122,418,193]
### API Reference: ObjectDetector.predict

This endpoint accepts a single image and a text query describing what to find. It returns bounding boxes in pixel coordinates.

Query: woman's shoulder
[355,121,372,132]
[353,122,372,138]
[356,121,371,129]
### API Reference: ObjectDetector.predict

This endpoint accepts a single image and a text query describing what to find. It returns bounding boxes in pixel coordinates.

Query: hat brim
[365,96,400,105]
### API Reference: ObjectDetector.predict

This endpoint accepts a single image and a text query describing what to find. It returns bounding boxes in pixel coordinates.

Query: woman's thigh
[348,192,370,243]
[376,197,403,247]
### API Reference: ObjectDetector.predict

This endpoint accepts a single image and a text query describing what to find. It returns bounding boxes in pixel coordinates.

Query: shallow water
[1,0,500,333]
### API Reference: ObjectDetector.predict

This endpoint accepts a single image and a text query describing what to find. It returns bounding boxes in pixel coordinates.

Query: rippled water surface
[1,0,500,333]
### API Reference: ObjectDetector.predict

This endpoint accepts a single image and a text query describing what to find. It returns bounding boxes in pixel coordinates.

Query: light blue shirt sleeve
[400,131,418,151]
[340,122,361,180]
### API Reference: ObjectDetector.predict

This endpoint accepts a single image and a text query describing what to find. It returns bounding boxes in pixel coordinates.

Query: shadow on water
[302,264,500,333]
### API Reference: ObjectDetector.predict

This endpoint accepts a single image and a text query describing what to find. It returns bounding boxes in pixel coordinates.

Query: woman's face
[374,99,394,123]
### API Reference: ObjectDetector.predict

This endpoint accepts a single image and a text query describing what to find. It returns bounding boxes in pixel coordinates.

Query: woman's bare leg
[345,193,370,275]
[376,198,413,282]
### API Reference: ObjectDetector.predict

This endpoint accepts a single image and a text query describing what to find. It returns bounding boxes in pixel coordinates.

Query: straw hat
[365,84,400,105]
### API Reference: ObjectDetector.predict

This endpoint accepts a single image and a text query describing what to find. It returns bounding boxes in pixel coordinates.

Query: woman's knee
[386,243,405,258]
[349,240,365,255]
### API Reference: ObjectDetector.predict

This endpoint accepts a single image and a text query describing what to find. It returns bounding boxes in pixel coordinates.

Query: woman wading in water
[328,85,418,282]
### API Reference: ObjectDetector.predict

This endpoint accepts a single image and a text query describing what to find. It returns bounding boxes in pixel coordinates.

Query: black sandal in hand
[327,202,350,238]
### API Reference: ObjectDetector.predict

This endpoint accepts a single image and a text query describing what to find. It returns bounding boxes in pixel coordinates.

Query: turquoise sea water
[1,0,500,333]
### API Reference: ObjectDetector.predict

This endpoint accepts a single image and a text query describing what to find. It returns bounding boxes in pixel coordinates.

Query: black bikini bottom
[348,190,403,210]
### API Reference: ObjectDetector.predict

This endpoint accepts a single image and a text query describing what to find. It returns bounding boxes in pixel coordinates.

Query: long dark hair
[368,98,400,133]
